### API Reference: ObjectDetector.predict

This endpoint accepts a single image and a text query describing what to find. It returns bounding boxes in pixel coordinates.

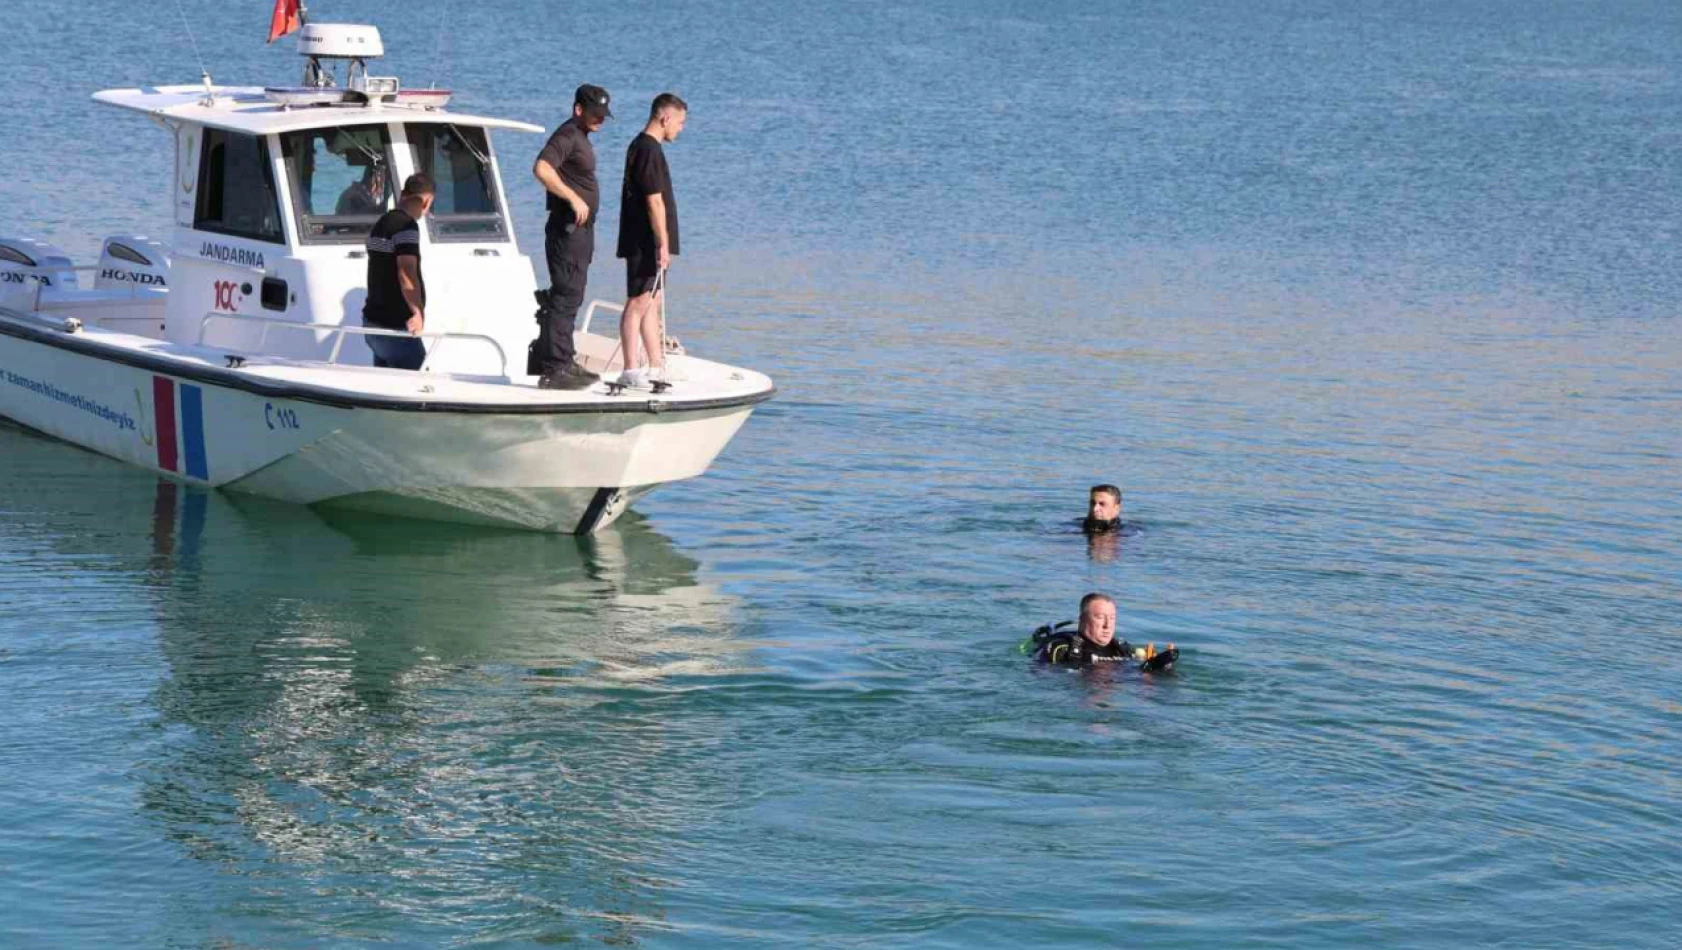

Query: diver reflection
[133,487,748,941]
[1086,529,1121,563]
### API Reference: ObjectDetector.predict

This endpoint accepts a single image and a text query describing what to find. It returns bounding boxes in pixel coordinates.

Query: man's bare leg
[641,288,665,376]
[619,293,653,374]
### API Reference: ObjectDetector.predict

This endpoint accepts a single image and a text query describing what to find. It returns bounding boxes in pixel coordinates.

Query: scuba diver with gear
[1025,592,1178,671]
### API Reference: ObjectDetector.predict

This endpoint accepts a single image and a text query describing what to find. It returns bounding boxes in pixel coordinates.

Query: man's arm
[646,193,670,270]
[396,254,425,334]
[533,158,590,227]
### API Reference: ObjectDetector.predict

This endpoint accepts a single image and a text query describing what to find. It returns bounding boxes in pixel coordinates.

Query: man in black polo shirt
[531,83,612,390]
[362,173,435,370]
[614,93,687,389]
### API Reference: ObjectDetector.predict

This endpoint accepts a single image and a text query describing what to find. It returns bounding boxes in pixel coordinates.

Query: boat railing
[580,297,686,361]
[197,311,511,376]
[580,298,622,335]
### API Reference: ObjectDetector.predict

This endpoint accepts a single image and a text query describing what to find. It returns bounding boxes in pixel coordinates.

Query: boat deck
[1,308,774,414]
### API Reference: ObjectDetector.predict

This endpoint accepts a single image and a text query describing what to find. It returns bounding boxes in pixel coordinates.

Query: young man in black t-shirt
[614,93,687,389]
[363,173,435,370]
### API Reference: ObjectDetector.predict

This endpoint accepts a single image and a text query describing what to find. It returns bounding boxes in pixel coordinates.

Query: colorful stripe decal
[153,375,178,472]
[151,375,209,481]
[180,384,208,480]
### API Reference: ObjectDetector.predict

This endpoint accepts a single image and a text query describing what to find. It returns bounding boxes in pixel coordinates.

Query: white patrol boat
[0,23,772,534]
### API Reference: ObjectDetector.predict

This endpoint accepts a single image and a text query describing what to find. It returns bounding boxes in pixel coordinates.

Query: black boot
[538,362,599,390]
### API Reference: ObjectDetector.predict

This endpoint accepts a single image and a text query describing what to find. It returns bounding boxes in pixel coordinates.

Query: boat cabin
[19,23,546,377]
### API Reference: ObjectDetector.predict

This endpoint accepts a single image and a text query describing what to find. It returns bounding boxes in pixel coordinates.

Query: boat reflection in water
[2,421,754,943]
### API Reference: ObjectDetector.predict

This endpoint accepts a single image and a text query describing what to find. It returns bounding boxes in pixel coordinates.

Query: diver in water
[1028,592,1178,671]
[1083,484,1125,533]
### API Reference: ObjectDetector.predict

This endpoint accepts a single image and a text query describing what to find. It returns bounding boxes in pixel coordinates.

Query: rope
[654,268,687,380]
[654,268,668,359]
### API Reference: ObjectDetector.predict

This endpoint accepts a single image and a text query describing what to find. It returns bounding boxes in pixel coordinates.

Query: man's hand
[657,245,671,270]
[569,196,590,227]
[406,311,425,335]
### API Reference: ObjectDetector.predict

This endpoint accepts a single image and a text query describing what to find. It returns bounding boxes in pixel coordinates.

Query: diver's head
[1078,592,1116,646]
[1088,484,1122,525]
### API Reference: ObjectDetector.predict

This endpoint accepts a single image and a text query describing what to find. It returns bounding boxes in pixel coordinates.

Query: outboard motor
[93,236,170,291]
[0,237,78,307]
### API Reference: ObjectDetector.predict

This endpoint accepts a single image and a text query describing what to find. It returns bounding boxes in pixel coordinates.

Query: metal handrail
[196,311,511,376]
[580,298,623,335]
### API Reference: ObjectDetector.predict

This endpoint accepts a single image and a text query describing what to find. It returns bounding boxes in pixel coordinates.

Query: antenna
[170,0,214,100]
[431,0,452,88]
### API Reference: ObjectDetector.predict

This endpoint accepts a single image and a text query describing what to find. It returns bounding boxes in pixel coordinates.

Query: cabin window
[279,125,396,244]
[407,124,508,242]
[195,129,284,244]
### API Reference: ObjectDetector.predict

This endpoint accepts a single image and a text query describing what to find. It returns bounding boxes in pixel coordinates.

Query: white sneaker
[614,368,647,389]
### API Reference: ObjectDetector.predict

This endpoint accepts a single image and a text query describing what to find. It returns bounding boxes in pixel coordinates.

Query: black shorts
[624,253,661,298]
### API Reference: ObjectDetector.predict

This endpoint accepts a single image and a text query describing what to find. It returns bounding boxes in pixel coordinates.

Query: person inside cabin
[362,173,436,370]
[336,162,387,216]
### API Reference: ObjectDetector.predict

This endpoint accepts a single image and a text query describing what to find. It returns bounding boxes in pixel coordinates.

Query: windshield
[279,125,395,243]
[407,124,508,242]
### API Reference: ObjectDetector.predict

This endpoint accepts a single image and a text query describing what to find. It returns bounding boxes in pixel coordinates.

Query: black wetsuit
[1032,625,1178,671]
[1037,632,1131,667]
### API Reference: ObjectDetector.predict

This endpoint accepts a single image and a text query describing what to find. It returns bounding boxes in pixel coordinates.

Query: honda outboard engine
[0,237,79,306]
[93,235,170,291]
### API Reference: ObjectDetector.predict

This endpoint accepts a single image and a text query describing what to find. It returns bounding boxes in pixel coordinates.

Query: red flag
[267,0,301,43]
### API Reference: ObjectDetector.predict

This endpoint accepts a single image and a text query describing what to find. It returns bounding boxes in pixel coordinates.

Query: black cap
[575,84,612,119]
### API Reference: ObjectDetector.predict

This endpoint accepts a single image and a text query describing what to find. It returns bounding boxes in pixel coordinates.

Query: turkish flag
[267,0,301,43]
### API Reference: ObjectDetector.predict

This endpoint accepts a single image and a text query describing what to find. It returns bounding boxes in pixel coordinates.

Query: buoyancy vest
[1024,621,1178,671]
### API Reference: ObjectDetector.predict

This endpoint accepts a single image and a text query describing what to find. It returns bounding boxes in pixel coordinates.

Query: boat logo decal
[152,376,210,480]
[199,242,265,270]
[2,369,138,433]
[180,131,196,193]
[134,388,154,446]
[101,268,167,286]
[212,279,244,311]
[265,402,300,431]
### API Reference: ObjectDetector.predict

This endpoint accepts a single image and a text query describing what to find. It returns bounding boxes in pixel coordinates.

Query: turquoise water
[3,0,1681,946]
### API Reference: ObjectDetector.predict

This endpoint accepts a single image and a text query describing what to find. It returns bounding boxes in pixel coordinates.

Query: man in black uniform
[362,173,435,371]
[531,83,613,390]
[613,93,687,388]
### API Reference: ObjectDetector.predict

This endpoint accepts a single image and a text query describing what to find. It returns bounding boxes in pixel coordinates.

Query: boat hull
[0,322,759,534]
